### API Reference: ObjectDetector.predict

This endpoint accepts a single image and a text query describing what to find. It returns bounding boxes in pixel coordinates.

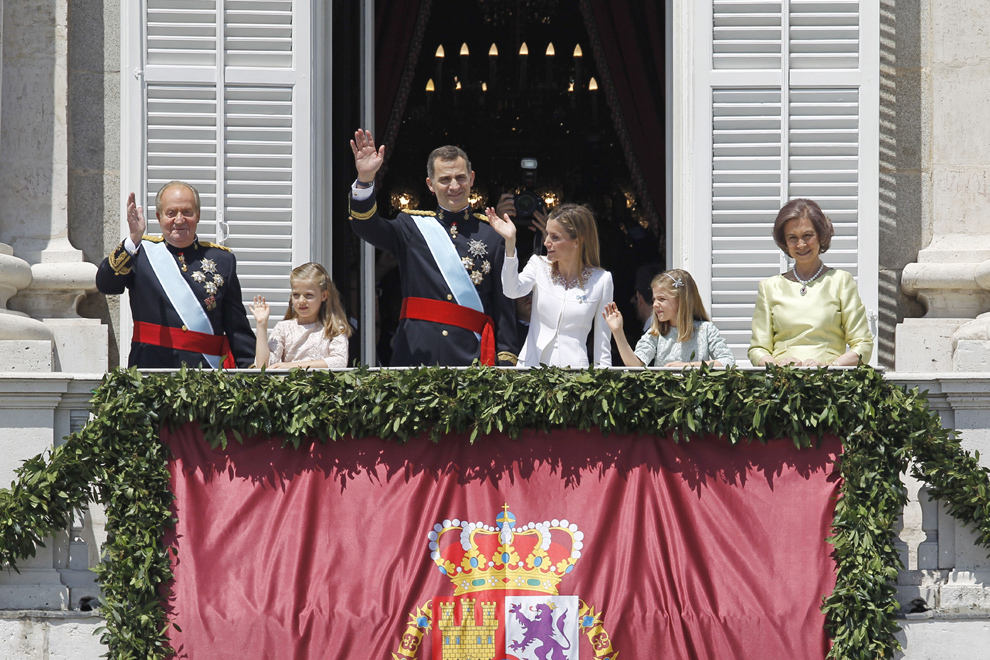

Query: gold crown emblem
[428,505,583,596]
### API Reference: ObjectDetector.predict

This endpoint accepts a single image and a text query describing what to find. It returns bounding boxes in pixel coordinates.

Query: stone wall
[0,0,109,373]
[67,0,121,367]
[896,0,990,370]
[877,0,927,367]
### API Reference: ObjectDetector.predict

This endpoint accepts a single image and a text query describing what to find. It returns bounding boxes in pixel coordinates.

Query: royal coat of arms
[392,506,618,660]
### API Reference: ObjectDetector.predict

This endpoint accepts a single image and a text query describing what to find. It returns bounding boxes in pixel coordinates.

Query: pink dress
[267,320,349,368]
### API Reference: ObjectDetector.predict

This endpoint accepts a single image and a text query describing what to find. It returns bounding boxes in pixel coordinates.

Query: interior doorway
[333,0,666,365]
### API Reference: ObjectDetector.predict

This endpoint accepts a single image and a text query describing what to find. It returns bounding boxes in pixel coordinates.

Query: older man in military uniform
[96,181,255,368]
[349,129,518,366]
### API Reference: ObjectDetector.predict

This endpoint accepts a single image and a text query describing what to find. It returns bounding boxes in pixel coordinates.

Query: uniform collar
[165,236,202,252]
[436,206,472,224]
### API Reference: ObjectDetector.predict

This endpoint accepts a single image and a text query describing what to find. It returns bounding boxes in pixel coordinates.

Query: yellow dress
[748,268,873,366]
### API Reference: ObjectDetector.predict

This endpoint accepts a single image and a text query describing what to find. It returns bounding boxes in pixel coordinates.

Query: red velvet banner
[163,425,839,660]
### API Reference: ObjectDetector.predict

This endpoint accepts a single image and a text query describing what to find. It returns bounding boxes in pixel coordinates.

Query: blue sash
[144,240,221,368]
[409,213,484,314]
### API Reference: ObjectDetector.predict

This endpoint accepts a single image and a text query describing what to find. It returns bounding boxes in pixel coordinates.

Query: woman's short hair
[772,198,834,254]
[548,204,601,268]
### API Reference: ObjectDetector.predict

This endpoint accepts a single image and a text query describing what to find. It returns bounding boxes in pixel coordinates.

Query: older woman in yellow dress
[748,199,873,367]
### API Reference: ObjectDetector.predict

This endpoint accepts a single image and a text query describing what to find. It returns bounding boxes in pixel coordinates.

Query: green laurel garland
[1,365,989,660]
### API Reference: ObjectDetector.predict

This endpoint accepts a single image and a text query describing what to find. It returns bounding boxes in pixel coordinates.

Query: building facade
[2,1,990,657]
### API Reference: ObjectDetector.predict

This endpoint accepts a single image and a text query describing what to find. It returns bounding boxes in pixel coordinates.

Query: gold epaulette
[197,240,232,252]
[350,202,377,221]
[497,351,518,366]
[143,235,164,243]
[474,212,490,223]
[406,209,437,217]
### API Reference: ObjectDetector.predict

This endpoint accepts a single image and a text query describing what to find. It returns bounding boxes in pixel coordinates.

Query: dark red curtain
[582,0,666,228]
[375,0,432,172]
[163,425,839,659]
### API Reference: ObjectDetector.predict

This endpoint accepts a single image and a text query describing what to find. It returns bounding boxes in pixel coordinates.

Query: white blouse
[268,320,349,368]
[502,255,613,368]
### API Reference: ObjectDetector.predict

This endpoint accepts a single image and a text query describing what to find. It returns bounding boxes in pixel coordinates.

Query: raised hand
[249,295,270,326]
[350,129,385,183]
[126,192,146,245]
[485,207,517,242]
[602,302,624,334]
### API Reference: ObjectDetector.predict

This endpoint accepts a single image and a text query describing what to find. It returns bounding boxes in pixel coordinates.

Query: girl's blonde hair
[547,204,601,270]
[286,262,353,339]
[648,269,711,342]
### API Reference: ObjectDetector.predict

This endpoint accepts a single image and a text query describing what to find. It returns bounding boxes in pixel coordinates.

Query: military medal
[177,253,189,272]
[449,222,459,239]
[191,257,225,309]
[468,239,487,258]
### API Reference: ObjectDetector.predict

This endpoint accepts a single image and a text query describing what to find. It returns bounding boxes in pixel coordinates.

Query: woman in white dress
[487,203,613,368]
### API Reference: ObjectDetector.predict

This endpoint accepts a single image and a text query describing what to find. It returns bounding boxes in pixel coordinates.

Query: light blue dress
[633,320,735,367]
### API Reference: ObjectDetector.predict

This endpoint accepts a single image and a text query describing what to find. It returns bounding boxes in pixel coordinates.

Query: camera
[513,157,546,227]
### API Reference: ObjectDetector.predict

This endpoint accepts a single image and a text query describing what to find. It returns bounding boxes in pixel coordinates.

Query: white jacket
[503,255,613,368]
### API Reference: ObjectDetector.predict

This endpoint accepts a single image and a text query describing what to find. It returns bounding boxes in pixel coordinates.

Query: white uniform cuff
[350,180,374,200]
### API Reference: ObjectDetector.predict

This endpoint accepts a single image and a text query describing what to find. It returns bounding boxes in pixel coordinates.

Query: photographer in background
[495,158,549,262]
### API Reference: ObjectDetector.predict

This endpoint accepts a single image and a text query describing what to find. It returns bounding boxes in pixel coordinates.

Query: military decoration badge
[190,257,224,310]
[463,240,490,287]
[392,506,618,660]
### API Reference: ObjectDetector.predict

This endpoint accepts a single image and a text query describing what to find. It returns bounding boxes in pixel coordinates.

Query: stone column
[897,2,990,372]
[0,0,105,373]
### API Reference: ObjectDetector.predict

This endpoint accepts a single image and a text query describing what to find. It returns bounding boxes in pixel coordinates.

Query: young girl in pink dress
[250,262,351,368]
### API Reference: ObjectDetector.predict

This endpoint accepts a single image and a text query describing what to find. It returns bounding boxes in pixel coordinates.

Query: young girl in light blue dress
[603,269,735,367]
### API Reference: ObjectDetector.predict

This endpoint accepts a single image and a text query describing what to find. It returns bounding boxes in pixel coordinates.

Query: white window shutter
[682,0,878,364]
[125,0,311,332]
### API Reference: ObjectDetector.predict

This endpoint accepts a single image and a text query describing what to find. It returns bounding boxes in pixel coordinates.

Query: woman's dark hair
[772,198,834,254]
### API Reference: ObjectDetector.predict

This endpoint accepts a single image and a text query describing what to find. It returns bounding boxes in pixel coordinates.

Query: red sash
[133,321,234,369]
[400,297,496,366]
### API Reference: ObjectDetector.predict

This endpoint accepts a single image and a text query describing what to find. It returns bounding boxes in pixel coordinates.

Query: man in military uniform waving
[96,181,255,368]
[349,129,518,366]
